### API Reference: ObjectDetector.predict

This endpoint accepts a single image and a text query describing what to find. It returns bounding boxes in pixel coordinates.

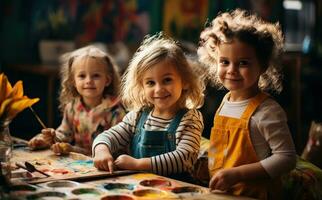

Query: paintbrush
[29,106,47,129]
[24,161,50,177]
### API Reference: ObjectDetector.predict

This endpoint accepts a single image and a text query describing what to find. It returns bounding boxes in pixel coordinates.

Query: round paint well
[139,179,171,188]
[71,187,102,198]
[10,184,37,196]
[101,194,134,200]
[26,191,66,200]
[46,180,79,188]
[132,188,167,198]
[103,183,135,191]
[171,186,204,194]
[10,184,37,192]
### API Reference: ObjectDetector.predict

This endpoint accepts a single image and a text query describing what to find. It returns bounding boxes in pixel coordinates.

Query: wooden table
[9,145,256,200]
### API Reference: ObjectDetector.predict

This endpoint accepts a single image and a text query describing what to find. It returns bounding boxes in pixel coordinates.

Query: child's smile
[217,39,262,101]
[142,61,185,118]
[72,57,111,107]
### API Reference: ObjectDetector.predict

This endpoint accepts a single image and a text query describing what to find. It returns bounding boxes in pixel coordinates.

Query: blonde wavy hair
[121,33,205,111]
[59,45,121,112]
[198,9,284,93]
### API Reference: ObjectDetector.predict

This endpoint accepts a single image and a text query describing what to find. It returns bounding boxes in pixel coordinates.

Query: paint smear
[9,184,37,196]
[26,191,66,200]
[71,187,102,198]
[103,183,135,191]
[130,173,156,180]
[139,179,171,188]
[171,186,204,194]
[132,188,167,198]
[46,180,79,188]
[101,194,135,200]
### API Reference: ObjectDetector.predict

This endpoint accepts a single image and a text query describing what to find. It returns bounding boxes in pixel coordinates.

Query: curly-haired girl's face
[216,39,262,101]
[72,57,111,107]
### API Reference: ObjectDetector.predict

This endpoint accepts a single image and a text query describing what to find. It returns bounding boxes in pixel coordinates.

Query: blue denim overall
[131,108,187,158]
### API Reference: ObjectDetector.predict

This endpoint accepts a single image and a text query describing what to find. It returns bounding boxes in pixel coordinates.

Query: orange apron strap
[240,92,269,121]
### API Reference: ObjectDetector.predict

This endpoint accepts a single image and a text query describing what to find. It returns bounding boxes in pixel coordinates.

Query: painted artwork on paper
[163,0,208,43]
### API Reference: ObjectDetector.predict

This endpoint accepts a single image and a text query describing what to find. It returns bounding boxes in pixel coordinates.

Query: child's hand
[28,129,55,150]
[114,154,138,170]
[41,128,55,139]
[209,168,240,192]
[93,144,114,173]
[51,142,72,155]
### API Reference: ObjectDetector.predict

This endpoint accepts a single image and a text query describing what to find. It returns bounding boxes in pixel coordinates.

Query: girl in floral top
[28,45,126,155]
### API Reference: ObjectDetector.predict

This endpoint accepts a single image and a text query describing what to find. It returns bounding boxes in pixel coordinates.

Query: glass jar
[0,122,12,190]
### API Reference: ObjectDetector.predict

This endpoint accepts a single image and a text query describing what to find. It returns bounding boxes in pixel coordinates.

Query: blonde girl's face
[72,57,111,108]
[142,61,185,118]
[216,39,262,101]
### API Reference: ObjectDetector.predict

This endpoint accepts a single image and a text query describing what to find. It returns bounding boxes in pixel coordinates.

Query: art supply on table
[16,162,50,177]
[29,106,47,129]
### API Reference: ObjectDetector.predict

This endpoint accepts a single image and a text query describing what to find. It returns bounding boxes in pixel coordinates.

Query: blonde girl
[28,45,126,155]
[93,33,205,181]
[198,9,296,199]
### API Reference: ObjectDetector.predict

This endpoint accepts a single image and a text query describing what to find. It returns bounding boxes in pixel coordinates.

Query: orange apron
[208,92,269,199]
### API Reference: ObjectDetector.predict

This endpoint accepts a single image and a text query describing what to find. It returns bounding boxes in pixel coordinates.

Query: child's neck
[151,108,179,119]
[81,97,102,109]
[229,89,260,102]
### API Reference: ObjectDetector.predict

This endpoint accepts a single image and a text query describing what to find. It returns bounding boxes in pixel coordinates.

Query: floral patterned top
[55,96,126,153]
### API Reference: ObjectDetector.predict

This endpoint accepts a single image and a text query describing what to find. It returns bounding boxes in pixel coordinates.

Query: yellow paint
[131,173,157,180]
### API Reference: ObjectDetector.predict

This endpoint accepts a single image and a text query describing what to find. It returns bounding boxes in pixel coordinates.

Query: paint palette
[9,173,210,200]
[9,173,256,200]
[11,148,136,184]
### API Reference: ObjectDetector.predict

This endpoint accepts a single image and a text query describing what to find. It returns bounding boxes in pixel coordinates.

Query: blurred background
[1,0,321,154]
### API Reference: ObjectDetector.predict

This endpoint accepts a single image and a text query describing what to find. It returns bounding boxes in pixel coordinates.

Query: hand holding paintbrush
[28,107,55,150]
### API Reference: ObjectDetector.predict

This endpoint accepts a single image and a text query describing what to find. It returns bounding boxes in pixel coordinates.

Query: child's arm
[114,155,151,171]
[209,162,269,191]
[28,128,55,150]
[93,144,114,172]
[149,110,203,176]
[92,111,136,170]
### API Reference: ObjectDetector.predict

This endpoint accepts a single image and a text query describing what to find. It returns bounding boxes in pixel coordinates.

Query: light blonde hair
[198,9,284,93]
[59,45,121,112]
[121,33,205,111]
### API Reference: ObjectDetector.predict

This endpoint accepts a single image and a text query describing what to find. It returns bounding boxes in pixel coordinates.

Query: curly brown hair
[198,9,284,93]
[58,45,121,112]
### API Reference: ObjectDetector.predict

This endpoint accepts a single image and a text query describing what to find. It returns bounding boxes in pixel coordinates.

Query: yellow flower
[0,73,39,124]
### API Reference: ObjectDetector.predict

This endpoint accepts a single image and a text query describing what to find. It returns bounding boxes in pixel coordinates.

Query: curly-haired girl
[198,9,296,199]
[93,33,205,182]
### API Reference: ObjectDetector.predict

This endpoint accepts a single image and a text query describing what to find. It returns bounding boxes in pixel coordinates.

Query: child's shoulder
[255,97,287,120]
[183,109,203,121]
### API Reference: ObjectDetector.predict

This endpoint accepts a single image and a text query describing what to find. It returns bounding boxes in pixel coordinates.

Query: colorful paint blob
[71,187,102,198]
[46,180,79,188]
[171,186,204,194]
[100,194,135,200]
[132,188,167,198]
[103,183,135,191]
[9,184,38,196]
[139,179,171,188]
[26,191,66,200]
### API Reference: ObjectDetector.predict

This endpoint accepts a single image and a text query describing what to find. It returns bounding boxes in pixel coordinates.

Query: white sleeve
[252,99,297,178]
[92,111,137,156]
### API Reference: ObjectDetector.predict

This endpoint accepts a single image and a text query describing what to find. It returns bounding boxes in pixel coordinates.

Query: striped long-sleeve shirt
[92,109,204,176]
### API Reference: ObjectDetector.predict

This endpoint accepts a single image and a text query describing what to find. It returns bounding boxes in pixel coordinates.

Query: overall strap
[168,109,188,133]
[135,108,150,134]
[167,109,188,150]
